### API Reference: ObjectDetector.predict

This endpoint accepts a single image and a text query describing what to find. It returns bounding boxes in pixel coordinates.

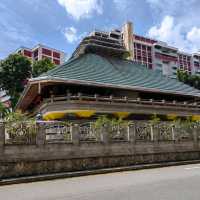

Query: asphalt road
[1,163,200,200]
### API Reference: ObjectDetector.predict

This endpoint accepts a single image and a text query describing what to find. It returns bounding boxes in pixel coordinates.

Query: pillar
[0,122,5,153]
[72,124,80,145]
[102,125,109,144]
[36,122,46,146]
[192,126,198,148]
[128,124,136,144]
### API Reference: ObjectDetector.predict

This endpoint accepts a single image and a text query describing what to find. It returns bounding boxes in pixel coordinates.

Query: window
[53,51,60,59]
[136,43,141,49]
[24,50,32,57]
[53,59,60,65]
[156,63,162,68]
[172,66,177,70]
[33,49,38,57]
[142,45,146,50]
[42,48,52,56]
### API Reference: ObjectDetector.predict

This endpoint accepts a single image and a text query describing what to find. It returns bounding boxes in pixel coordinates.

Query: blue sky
[1,0,200,59]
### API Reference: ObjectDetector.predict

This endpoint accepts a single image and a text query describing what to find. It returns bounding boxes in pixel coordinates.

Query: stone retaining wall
[0,121,200,179]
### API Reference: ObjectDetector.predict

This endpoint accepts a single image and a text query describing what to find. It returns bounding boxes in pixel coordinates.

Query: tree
[0,101,9,119]
[177,69,200,90]
[32,58,55,77]
[0,54,32,107]
[177,70,189,83]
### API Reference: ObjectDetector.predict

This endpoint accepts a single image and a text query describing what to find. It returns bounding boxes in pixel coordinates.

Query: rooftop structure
[15,44,66,65]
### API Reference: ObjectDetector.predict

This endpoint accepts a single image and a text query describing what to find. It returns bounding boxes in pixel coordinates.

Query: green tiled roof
[39,53,200,97]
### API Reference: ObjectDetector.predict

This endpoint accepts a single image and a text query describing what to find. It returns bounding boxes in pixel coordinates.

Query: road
[1,163,200,200]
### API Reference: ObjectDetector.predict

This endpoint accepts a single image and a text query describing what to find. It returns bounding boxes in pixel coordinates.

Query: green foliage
[5,111,37,141]
[93,115,111,129]
[172,117,198,131]
[177,69,200,89]
[94,116,129,130]
[0,101,9,118]
[32,58,55,77]
[0,54,32,107]
[5,110,28,123]
[149,114,160,125]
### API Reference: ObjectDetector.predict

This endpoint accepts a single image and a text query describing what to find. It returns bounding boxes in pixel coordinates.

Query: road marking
[184,166,200,170]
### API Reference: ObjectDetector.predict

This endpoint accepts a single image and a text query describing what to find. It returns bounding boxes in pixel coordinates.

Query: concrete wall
[0,122,200,179]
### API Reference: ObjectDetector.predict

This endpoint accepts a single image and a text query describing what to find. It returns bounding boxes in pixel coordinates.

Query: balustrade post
[150,125,154,141]
[67,92,71,101]
[192,126,198,148]
[94,94,99,101]
[172,126,175,141]
[36,122,46,146]
[72,124,79,145]
[152,124,159,142]
[102,125,109,144]
[128,124,135,143]
[0,122,5,153]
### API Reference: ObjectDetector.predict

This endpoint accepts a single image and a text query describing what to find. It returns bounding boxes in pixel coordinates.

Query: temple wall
[0,122,200,179]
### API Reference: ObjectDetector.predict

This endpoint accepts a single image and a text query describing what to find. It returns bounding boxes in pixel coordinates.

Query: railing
[44,121,72,143]
[79,122,101,142]
[134,122,152,141]
[4,121,37,145]
[1,121,200,146]
[43,94,200,110]
[108,124,129,142]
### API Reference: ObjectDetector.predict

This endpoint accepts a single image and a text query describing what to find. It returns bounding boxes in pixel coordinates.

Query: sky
[1,0,200,59]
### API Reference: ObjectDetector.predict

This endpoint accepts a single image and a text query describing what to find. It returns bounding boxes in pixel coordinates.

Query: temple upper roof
[36,53,200,97]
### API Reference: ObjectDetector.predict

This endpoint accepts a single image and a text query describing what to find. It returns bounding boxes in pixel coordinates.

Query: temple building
[16,23,200,121]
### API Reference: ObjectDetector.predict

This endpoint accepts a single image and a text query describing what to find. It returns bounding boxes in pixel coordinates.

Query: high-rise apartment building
[122,22,200,78]
[15,44,66,65]
[92,22,200,78]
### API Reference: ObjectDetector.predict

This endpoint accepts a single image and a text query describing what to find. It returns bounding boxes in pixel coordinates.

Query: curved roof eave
[29,76,200,98]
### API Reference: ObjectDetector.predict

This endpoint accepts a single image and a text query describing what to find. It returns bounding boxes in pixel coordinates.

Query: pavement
[1,163,200,200]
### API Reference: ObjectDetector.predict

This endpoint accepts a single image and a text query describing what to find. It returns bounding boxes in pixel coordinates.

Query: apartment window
[172,66,177,70]
[156,63,162,68]
[53,59,60,65]
[53,51,60,59]
[136,43,141,49]
[148,64,153,69]
[42,48,52,56]
[142,45,146,50]
[143,57,147,62]
[33,49,38,57]
[24,50,32,57]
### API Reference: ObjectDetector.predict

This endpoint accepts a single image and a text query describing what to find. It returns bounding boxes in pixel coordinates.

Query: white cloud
[148,16,174,42]
[57,0,103,20]
[146,0,200,53]
[187,27,200,44]
[63,26,86,43]
[148,15,200,53]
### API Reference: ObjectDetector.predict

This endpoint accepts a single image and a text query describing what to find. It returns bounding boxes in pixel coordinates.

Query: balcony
[36,94,200,120]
